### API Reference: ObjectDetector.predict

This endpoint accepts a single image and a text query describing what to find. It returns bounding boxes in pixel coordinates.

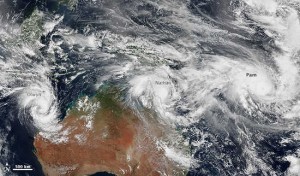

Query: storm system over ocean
[0,0,300,175]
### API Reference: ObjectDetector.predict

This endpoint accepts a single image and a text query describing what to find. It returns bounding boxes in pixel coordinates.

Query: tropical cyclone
[34,87,186,176]
[1,0,300,175]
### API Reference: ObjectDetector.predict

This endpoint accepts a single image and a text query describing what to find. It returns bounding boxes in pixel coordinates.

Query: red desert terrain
[34,91,185,176]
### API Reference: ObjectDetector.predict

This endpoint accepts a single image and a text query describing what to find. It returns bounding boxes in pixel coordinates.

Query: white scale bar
[12,168,33,171]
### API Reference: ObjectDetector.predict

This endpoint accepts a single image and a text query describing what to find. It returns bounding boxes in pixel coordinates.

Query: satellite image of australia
[0,0,300,175]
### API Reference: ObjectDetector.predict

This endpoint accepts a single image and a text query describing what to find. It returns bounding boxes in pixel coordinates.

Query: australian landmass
[34,86,186,176]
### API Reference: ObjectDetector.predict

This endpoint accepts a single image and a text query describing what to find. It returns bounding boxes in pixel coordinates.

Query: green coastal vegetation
[21,9,43,43]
